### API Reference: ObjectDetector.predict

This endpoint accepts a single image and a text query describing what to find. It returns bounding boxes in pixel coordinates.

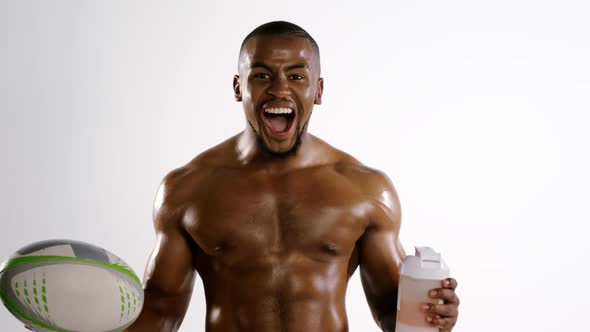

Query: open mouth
[262,107,296,135]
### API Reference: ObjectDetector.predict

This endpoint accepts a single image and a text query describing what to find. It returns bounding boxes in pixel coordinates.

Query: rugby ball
[0,239,144,332]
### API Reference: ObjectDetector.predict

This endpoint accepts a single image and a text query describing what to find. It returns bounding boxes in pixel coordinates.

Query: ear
[314,77,324,105]
[233,75,242,102]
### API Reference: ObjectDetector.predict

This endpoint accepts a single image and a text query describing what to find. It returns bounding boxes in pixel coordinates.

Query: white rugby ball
[0,239,144,332]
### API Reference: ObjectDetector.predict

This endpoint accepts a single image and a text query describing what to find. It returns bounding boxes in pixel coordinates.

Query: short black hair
[239,21,320,59]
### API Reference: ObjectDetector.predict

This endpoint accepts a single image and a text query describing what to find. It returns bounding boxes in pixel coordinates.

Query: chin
[258,135,302,159]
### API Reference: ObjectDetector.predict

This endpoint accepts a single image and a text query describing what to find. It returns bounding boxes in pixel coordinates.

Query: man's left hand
[422,277,460,332]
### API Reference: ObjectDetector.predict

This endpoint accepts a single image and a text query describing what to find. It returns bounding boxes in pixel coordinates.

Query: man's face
[234,34,323,157]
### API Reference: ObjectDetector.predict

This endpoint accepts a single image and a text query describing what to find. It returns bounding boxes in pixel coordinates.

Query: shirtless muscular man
[126,21,460,332]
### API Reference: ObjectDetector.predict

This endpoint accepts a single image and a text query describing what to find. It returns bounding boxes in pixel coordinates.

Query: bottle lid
[399,246,450,280]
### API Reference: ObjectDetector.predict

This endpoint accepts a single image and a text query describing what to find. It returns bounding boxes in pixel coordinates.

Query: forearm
[126,310,175,332]
[126,305,182,332]
[126,290,189,332]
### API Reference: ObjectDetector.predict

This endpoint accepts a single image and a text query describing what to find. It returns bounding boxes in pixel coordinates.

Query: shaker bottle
[396,246,450,332]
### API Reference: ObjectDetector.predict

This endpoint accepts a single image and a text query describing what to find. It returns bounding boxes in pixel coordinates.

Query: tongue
[267,115,289,132]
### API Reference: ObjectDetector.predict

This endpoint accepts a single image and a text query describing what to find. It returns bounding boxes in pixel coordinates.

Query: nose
[266,75,290,98]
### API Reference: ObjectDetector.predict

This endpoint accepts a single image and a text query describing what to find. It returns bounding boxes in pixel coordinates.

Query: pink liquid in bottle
[396,247,449,332]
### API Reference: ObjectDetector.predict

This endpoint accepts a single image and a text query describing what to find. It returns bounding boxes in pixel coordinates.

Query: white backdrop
[1,1,589,331]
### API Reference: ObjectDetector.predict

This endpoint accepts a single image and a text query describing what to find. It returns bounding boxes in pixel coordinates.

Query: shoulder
[153,136,240,222]
[339,162,399,209]
[162,134,241,191]
[328,150,401,229]
[313,137,397,203]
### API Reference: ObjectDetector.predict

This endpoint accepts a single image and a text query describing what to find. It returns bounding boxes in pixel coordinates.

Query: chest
[183,169,370,262]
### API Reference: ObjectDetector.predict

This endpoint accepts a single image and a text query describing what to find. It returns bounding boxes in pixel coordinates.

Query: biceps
[143,229,196,296]
[359,227,405,316]
[360,198,405,296]
[359,229,404,294]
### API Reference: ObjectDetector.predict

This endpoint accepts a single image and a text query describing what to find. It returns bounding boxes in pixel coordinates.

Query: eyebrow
[286,63,308,71]
[251,62,273,71]
[250,62,308,71]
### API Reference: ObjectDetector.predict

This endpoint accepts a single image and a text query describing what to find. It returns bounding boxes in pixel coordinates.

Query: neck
[236,126,323,172]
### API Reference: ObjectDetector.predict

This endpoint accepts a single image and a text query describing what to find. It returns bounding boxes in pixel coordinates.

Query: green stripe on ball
[3,255,141,286]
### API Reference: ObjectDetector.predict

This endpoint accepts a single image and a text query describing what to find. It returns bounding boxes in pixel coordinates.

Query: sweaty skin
[125,34,459,332]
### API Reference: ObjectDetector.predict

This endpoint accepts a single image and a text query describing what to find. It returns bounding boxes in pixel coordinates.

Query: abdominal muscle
[204,295,347,332]
[198,254,351,332]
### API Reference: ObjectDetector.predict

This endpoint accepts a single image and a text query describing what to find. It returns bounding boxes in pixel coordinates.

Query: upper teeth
[264,107,293,114]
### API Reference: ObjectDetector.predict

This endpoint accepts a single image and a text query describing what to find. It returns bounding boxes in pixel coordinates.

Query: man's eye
[254,73,270,79]
[289,74,304,80]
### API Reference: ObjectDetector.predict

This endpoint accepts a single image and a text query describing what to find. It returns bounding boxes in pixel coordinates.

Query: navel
[213,241,227,256]
[321,242,339,255]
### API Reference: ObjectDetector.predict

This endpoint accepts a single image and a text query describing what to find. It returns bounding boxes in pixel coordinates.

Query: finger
[429,288,460,304]
[442,277,458,290]
[425,302,458,318]
[425,315,456,330]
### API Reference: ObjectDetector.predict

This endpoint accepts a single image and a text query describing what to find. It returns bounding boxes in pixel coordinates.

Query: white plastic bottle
[396,247,450,332]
